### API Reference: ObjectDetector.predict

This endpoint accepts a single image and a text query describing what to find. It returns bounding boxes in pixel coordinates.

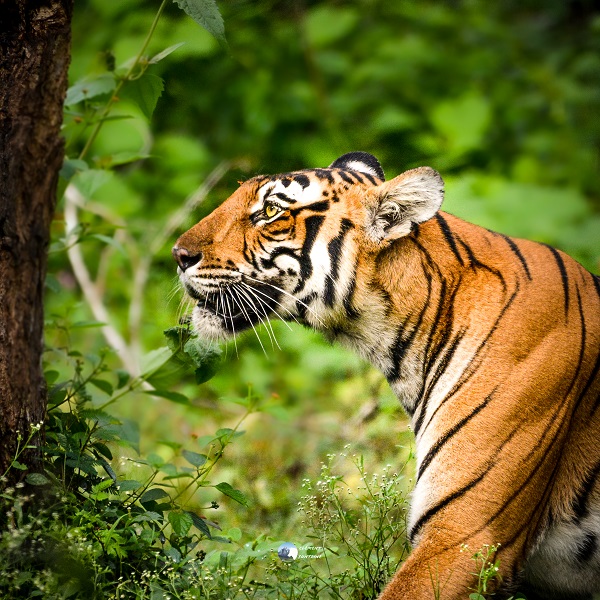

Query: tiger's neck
[321,213,484,417]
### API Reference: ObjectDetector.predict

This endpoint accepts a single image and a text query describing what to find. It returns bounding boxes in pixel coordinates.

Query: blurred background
[48,0,600,542]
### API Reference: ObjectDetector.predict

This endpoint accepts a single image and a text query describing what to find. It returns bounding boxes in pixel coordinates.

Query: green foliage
[20,1,600,599]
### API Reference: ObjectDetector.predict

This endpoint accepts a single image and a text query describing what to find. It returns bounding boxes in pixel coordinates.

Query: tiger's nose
[172,246,202,272]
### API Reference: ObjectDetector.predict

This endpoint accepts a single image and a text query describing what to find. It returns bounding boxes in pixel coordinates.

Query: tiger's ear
[365,167,444,242]
[329,151,385,182]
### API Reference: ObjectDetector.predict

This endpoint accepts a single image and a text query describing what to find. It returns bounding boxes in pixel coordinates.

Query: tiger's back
[173,152,600,599]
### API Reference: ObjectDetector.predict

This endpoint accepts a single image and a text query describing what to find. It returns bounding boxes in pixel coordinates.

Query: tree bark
[0,0,73,479]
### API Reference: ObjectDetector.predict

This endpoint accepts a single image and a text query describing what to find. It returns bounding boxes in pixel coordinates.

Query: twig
[64,184,140,376]
[128,159,235,353]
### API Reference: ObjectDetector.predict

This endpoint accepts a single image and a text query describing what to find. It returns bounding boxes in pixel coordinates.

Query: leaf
[149,43,186,64]
[90,378,114,396]
[90,234,126,255]
[60,158,89,181]
[215,482,249,506]
[105,151,151,167]
[116,369,130,389]
[119,479,142,492]
[182,450,207,467]
[93,442,113,460]
[227,527,242,542]
[145,389,191,405]
[172,0,227,46]
[44,370,60,385]
[141,347,173,377]
[65,73,117,106]
[140,488,171,504]
[70,320,107,329]
[121,73,164,120]
[25,473,50,486]
[91,479,114,494]
[12,461,28,471]
[168,510,193,536]
[72,168,113,199]
[186,511,212,538]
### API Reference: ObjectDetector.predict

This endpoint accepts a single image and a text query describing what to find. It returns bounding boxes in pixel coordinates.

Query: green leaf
[116,369,130,389]
[145,389,191,405]
[182,449,207,467]
[12,461,28,471]
[90,378,114,396]
[140,488,170,504]
[172,0,227,46]
[60,158,89,181]
[70,320,107,329]
[104,151,151,167]
[121,73,164,120]
[186,511,212,538]
[65,73,116,105]
[215,482,249,506]
[91,479,114,494]
[72,168,113,200]
[119,480,142,492]
[168,510,193,536]
[149,43,186,64]
[44,370,60,385]
[93,442,113,460]
[25,473,50,486]
[227,527,242,542]
[90,234,126,255]
[141,347,172,377]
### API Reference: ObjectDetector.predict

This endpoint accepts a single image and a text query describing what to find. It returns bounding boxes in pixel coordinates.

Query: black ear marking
[329,152,385,182]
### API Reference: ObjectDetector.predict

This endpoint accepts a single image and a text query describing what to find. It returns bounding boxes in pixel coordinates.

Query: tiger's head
[173,152,444,341]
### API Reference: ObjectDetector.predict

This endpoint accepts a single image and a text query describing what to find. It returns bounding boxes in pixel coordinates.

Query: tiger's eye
[265,203,279,219]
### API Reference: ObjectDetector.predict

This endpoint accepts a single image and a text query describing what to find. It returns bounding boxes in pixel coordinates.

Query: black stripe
[293,174,310,189]
[417,390,496,481]
[323,219,354,307]
[342,264,360,320]
[361,172,379,185]
[413,329,466,437]
[292,215,325,294]
[350,171,365,184]
[409,469,488,541]
[499,234,532,280]
[435,213,464,266]
[576,533,597,563]
[573,459,600,520]
[544,244,570,316]
[337,170,356,185]
[417,283,520,437]
[457,238,507,289]
[312,169,335,184]
[289,200,330,216]
[388,272,432,383]
[296,291,317,320]
[260,247,299,270]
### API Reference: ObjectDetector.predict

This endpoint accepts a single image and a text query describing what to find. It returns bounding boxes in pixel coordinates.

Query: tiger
[172,152,600,599]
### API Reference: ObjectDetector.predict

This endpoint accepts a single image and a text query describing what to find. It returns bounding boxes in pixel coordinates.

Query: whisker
[239,282,296,330]
[230,284,268,358]
[243,274,325,327]
[234,283,278,350]
[224,290,239,359]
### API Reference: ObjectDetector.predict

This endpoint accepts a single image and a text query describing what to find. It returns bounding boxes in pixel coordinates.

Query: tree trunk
[0,0,73,479]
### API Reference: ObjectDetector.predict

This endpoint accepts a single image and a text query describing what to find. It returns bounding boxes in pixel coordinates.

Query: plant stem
[78,0,169,162]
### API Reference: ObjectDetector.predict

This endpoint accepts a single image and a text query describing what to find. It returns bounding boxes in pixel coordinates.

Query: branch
[64,184,140,376]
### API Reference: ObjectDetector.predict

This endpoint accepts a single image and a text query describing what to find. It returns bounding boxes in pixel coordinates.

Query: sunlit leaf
[215,482,249,506]
[172,0,226,46]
